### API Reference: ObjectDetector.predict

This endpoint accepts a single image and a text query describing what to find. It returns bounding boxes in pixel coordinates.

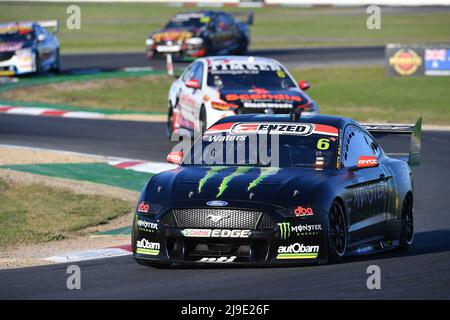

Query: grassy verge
[290,67,450,124]
[0,75,173,113]
[2,66,449,124]
[1,2,449,52]
[0,177,132,246]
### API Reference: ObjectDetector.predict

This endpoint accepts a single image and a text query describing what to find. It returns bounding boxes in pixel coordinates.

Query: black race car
[145,11,252,59]
[132,113,421,267]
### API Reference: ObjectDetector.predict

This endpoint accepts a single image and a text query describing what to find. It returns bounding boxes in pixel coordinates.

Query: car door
[178,62,204,130]
[342,125,391,243]
[35,26,53,68]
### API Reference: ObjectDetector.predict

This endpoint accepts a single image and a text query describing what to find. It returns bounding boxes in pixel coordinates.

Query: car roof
[172,11,221,17]
[203,55,282,66]
[213,114,358,131]
[0,22,34,33]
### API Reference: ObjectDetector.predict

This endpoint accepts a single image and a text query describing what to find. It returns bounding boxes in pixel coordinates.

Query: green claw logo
[247,167,279,191]
[198,166,227,193]
[217,167,253,197]
[278,222,291,240]
[197,166,280,198]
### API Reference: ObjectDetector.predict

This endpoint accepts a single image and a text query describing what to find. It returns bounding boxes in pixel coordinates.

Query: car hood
[0,41,29,52]
[145,165,330,209]
[219,88,314,110]
[151,28,196,42]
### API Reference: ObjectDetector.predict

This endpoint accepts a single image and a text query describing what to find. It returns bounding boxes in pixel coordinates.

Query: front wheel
[198,106,207,134]
[167,102,175,138]
[328,200,347,263]
[399,194,414,250]
[135,259,172,269]
[50,49,60,73]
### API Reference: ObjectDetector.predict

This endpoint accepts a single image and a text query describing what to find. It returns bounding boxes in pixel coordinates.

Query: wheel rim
[401,196,414,244]
[330,202,346,256]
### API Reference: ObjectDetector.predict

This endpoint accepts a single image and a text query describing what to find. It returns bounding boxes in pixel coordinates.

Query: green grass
[2,65,449,124]
[291,67,450,124]
[2,163,154,191]
[1,2,449,52]
[0,177,132,246]
[0,75,173,113]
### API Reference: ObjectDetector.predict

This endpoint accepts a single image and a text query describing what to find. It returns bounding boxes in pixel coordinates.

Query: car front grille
[0,52,15,62]
[161,209,277,230]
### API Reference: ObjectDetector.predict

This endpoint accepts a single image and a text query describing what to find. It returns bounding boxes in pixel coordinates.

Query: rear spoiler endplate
[362,118,422,167]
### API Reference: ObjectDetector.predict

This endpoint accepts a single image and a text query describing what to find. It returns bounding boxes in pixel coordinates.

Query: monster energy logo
[217,167,252,197]
[247,167,279,191]
[278,222,291,240]
[197,166,280,198]
[198,166,227,193]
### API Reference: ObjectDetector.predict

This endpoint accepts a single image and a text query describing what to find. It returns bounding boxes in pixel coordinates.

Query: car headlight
[186,37,204,46]
[145,38,155,46]
[136,200,163,215]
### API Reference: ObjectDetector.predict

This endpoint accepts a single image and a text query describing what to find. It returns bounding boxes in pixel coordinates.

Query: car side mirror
[167,151,183,165]
[37,34,46,42]
[185,79,200,89]
[298,80,310,91]
[353,156,379,170]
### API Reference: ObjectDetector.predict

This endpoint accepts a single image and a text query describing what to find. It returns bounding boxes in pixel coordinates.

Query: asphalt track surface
[60,46,385,72]
[0,114,449,299]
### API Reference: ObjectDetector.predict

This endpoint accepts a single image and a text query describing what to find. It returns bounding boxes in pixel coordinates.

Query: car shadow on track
[146,229,450,270]
[341,228,450,265]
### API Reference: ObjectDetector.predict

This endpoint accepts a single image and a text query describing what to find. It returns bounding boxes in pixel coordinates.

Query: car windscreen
[166,14,209,29]
[0,31,34,42]
[182,122,339,169]
[207,62,296,90]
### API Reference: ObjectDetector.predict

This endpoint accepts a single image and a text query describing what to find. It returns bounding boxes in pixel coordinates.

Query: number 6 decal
[317,138,330,150]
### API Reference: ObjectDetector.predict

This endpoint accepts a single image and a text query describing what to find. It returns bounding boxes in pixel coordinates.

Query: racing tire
[199,106,207,134]
[327,200,347,263]
[167,101,175,138]
[239,39,249,55]
[399,194,414,250]
[33,51,41,74]
[50,49,61,74]
[135,259,172,269]
[204,40,213,56]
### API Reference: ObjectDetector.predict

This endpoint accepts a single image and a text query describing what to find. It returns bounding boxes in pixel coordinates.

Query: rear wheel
[328,200,347,263]
[399,194,414,250]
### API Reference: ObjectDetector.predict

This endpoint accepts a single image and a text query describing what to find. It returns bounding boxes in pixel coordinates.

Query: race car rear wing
[232,11,254,25]
[362,118,422,166]
[37,20,58,34]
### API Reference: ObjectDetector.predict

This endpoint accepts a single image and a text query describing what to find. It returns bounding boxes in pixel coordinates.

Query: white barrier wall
[265,0,450,5]
[0,0,241,3]
[3,0,449,5]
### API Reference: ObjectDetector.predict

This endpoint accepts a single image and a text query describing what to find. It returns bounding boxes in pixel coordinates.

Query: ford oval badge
[207,200,228,207]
